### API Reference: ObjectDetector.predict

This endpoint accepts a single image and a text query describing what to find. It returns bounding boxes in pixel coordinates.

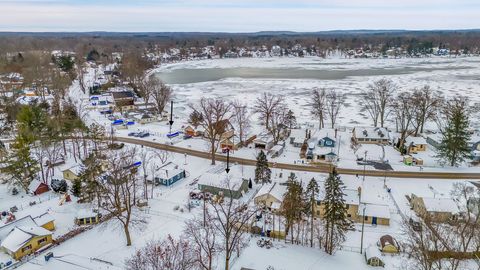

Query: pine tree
[3,135,39,192]
[282,176,304,243]
[285,110,297,129]
[254,150,271,184]
[71,178,82,198]
[437,98,471,167]
[305,178,319,247]
[322,169,349,255]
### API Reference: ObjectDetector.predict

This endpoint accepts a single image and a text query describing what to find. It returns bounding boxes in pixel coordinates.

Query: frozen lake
[156,65,471,84]
[154,57,480,130]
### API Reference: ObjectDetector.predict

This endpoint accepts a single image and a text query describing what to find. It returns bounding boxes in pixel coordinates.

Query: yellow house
[33,213,55,231]
[254,183,287,212]
[358,204,390,226]
[62,165,81,181]
[0,226,53,260]
[405,137,427,153]
[314,188,361,221]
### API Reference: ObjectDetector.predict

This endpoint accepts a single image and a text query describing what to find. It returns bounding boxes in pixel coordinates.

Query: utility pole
[360,203,366,254]
[363,150,368,182]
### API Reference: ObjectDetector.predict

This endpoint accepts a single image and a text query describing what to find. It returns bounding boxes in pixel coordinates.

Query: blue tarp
[112,119,124,125]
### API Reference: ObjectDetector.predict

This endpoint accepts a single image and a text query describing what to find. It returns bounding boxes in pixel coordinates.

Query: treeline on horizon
[1,30,480,53]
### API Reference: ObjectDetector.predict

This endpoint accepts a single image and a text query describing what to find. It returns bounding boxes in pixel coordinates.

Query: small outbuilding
[75,210,100,226]
[378,234,399,253]
[365,245,385,267]
[33,213,55,231]
[28,180,50,196]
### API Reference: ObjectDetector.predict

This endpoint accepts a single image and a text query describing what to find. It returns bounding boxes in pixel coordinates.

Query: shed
[268,144,284,158]
[75,210,100,226]
[319,136,336,147]
[253,135,274,150]
[379,234,399,253]
[28,180,50,196]
[405,136,427,152]
[365,246,385,267]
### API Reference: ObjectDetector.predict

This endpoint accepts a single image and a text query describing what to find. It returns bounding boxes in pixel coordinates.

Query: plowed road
[116,137,480,180]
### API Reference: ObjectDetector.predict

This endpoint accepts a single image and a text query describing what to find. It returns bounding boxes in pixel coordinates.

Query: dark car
[139,132,150,138]
[128,132,138,137]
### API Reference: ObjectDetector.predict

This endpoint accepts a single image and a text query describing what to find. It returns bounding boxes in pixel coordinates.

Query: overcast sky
[0,0,479,32]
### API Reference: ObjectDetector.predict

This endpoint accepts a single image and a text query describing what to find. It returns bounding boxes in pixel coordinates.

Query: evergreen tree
[322,169,349,255]
[305,178,319,247]
[437,98,471,167]
[77,153,102,203]
[254,150,271,184]
[282,176,304,243]
[2,135,39,192]
[285,109,297,129]
[71,178,82,198]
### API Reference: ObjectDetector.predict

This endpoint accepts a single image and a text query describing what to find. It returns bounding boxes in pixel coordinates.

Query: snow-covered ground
[3,56,480,269]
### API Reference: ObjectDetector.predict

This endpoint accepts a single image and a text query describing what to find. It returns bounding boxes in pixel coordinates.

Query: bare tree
[269,105,288,144]
[311,88,327,129]
[139,149,153,200]
[125,235,196,270]
[184,215,219,270]
[254,92,284,130]
[325,90,345,129]
[362,78,396,127]
[209,179,257,270]
[411,86,443,136]
[150,77,173,115]
[392,92,414,150]
[138,75,155,109]
[231,100,251,145]
[190,98,232,165]
[99,148,144,246]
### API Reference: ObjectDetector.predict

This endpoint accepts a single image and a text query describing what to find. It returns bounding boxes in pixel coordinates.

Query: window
[346,204,349,209]
[364,216,369,221]
[347,214,351,218]
[21,245,32,253]
[316,211,320,216]
[37,237,47,245]
[86,218,91,224]
[316,201,321,206]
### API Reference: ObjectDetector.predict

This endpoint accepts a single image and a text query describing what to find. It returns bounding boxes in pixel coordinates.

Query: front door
[372,217,377,225]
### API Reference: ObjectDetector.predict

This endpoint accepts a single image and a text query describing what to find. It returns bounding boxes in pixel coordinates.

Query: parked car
[128,132,138,137]
[138,132,150,138]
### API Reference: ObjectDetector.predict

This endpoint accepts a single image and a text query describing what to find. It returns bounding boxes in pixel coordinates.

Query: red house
[29,180,50,195]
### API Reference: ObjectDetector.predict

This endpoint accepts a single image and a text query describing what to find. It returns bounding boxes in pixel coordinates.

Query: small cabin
[33,212,56,231]
[319,136,336,148]
[75,210,100,226]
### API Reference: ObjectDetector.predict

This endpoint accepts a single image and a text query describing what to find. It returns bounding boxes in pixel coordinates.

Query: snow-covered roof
[344,189,360,205]
[269,183,288,201]
[405,136,427,145]
[28,179,44,193]
[0,216,37,241]
[270,145,284,153]
[354,127,389,140]
[290,129,305,140]
[254,135,274,144]
[33,212,55,227]
[358,204,391,219]
[365,245,382,260]
[156,162,184,180]
[198,173,245,190]
[76,209,98,219]
[63,165,82,175]
[1,226,51,252]
[422,197,460,214]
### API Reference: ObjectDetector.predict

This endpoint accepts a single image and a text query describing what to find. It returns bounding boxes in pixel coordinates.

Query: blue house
[319,136,336,148]
[154,163,186,186]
